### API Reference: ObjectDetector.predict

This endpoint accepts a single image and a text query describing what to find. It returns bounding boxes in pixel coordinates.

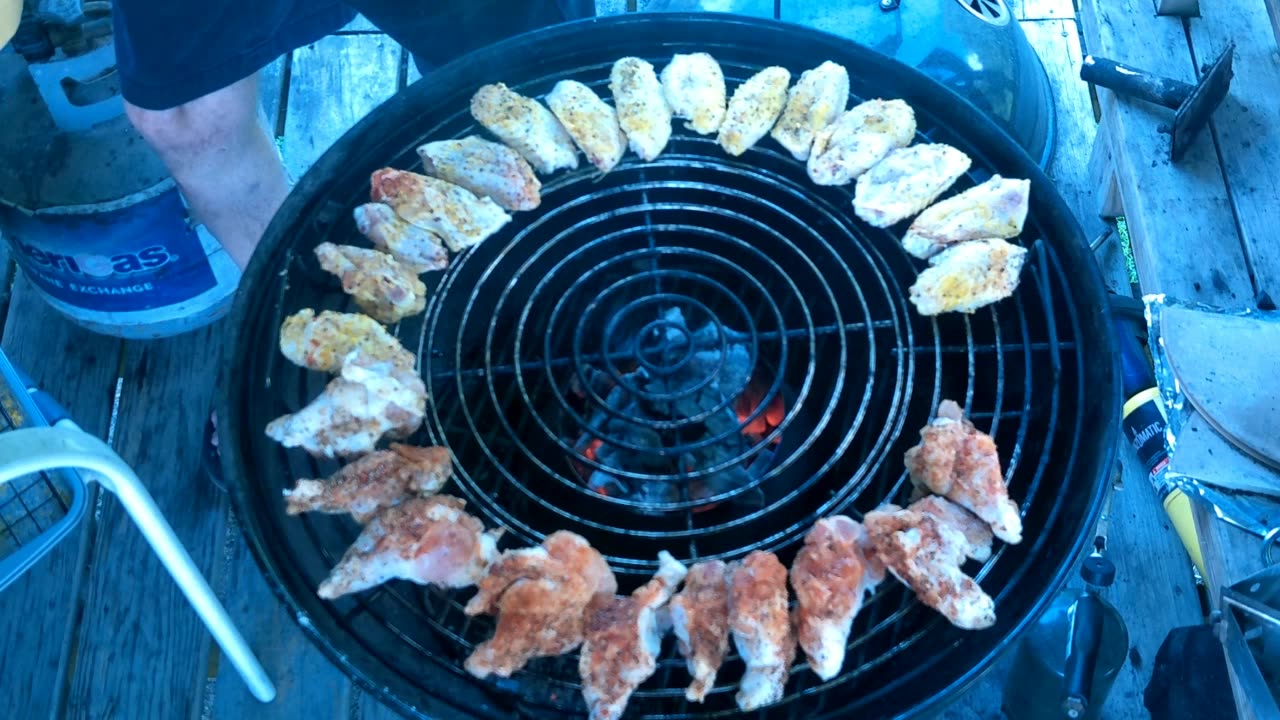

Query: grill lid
[219,13,1118,720]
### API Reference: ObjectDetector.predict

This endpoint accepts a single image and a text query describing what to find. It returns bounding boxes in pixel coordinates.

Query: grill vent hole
[958,0,1011,25]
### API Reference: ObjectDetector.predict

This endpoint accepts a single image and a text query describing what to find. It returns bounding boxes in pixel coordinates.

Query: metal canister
[0,9,239,339]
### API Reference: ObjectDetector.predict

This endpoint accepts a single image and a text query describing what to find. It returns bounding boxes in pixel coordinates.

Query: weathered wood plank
[0,276,121,720]
[0,233,12,329]
[339,13,380,33]
[282,35,402,182]
[259,55,290,135]
[645,0,774,16]
[63,324,231,719]
[1188,0,1280,302]
[1020,0,1075,21]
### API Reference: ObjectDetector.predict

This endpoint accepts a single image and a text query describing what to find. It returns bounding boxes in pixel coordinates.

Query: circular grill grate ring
[222,14,1118,720]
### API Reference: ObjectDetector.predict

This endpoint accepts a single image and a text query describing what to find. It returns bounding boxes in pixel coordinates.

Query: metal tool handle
[1062,591,1105,718]
[0,426,276,703]
[1080,55,1194,110]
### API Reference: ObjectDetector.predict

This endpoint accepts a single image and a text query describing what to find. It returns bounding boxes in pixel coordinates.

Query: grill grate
[0,377,72,556]
[223,14,1117,720]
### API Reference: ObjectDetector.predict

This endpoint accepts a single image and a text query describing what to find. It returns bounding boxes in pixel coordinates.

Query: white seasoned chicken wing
[908,237,1027,315]
[901,175,1031,259]
[417,135,541,212]
[904,399,1022,544]
[283,444,451,523]
[670,560,731,702]
[807,98,917,186]
[717,66,791,157]
[370,168,511,252]
[315,242,427,325]
[579,552,688,720]
[279,308,414,373]
[610,56,673,161]
[546,80,628,174]
[353,202,448,273]
[728,550,795,712]
[317,495,501,599]
[470,82,579,174]
[770,61,849,161]
[660,52,727,135]
[853,143,972,227]
[265,349,427,459]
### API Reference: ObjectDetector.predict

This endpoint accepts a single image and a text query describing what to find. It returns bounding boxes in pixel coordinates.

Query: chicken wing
[546,80,628,174]
[904,400,1022,544]
[852,143,972,227]
[908,237,1027,316]
[864,497,995,630]
[464,530,617,679]
[279,308,414,373]
[315,242,427,325]
[417,136,541,212]
[789,516,885,681]
[807,98,916,186]
[728,550,795,711]
[901,175,1031,259]
[579,551,688,720]
[717,66,791,157]
[265,349,427,459]
[353,202,449,273]
[770,61,849,161]
[470,82,579,175]
[370,168,511,252]
[660,52,727,135]
[283,444,452,523]
[610,57,673,161]
[317,494,501,599]
[670,560,731,702]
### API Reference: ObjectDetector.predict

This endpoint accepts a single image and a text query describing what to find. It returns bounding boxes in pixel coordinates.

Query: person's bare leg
[124,73,288,269]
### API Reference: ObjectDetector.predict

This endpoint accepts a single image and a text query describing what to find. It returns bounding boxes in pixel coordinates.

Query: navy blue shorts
[113,0,595,111]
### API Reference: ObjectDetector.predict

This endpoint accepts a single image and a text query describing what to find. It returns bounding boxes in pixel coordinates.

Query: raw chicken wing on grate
[464,530,617,679]
[789,515,885,681]
[283,444,452,523]
[728,550,796,712]
[852,143,972,227]
[470,82,580,175]
[317,494,502,599]
[370,168,511,252]
[315,242,427,325]
[669,559,731,702]
[278,308,415,374]
[546,79,628,174]
[864,496,996,630]
[806,98,917,186]
[579,551,688,720]
[717,66,791,157]
[900,175,1031,259]
[660,52,727,135]
[907,237,1027,316]
[770,60,849,161]
[610,56,673,161]
[417,135,542,212]
[353,202,449,273]
[904,399,1023,544]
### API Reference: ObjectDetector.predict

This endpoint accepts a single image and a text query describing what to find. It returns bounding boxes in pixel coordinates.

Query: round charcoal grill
[220,13,1119,720]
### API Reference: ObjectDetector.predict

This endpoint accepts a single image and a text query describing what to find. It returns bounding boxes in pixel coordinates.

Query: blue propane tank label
[0,186,217,313]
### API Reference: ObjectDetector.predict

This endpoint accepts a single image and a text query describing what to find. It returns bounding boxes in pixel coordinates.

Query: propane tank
[0,3,240,339]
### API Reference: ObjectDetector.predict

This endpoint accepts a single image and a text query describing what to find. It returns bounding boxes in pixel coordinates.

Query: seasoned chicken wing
[470,82,579,175]
[610,57,672,161]
[728,550,795,712]
[370,168,511,252]
[807,98,917,186]
[464,531,617,679]
[315,242,427,325]
[670,560,731,702]
[317,495,501,599]
[905,400,1022,544]
[353,202,449,273]
[660,52,727,135]
[546,80,628,174]
[908,237,1027,315]
[864,496,996,630]
[579,551,688,720]
[770,61,849,161]
[717,66,791,157]
[279,308,414,374]
[265,349,426,459]
[901,175,1031,259]
[853,143,972,227]
[789,516,885,681]
[417,136,541,212]
[283,444,452,523]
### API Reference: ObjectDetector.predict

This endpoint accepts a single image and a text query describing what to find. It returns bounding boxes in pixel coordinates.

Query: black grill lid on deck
[219,13,1119,720]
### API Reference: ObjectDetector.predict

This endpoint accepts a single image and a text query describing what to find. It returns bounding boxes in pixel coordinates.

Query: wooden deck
[2,0,1268,716]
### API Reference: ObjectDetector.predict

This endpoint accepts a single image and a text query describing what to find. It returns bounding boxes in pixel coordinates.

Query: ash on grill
[566,307,783,511]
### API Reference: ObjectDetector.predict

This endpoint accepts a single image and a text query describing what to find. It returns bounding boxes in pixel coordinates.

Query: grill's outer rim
[218,12,1120,720]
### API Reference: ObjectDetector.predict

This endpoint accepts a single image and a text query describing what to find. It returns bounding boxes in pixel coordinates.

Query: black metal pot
[219,13,1117,720]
